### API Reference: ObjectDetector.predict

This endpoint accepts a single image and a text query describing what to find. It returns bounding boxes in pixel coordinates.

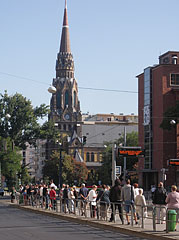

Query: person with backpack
[152,182,167,224]
[122,179,138,225]
[96,184,110,220]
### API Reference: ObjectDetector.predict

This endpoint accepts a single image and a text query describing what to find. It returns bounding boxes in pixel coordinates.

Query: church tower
[49,0,82,137]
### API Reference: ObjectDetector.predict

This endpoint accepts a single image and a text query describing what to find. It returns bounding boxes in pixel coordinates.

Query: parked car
[0,189,4,196]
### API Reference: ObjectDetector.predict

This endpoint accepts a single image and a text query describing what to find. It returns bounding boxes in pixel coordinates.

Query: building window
[63,124,66,131]
[91,152,94,162]
[73,90,76,108]
[86,152,90,162]
[56,92,61,109]
[170,73,179,86]
[65,90,69,106]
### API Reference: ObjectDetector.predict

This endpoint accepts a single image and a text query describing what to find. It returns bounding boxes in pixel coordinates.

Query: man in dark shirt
[153,182,167,224]
[109,179,124,224]
[79,183,89,216]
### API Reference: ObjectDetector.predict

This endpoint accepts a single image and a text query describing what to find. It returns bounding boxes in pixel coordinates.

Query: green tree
[0,137,21,188]
[98,145,112,185]
[72,160,88,185]
[99,131,138,185]
[42,151,89,186]
[0,91,59,187]
[0,91,49,149]
[160,101,179,130]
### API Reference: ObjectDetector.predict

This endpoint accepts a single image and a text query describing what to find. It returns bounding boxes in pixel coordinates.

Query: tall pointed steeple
[60,0,71,53]
[55,0,74,79]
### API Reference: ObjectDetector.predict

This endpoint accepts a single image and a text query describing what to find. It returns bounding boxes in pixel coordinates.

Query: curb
[9,203,176,240]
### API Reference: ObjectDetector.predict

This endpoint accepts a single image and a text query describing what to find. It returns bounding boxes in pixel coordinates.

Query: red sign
[118,147,145,157]
[169,159,179,166]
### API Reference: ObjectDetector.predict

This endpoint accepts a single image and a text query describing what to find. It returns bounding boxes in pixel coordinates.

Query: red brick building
[137,51,179,190]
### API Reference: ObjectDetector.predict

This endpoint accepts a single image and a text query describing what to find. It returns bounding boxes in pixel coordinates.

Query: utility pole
[123,126,127,182]
[0,162,1,188]
[112,144,116,186]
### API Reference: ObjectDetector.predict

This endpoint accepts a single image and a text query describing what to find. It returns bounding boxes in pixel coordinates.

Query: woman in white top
[135,188,147,224]
[88,185,97,218]
[68,187,75,213]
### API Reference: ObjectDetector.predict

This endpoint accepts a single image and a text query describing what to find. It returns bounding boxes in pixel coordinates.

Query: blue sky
[1,0,179,120]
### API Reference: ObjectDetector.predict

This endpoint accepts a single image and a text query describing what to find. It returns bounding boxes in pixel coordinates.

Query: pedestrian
[133,183,140,220]
[97,184,110,220]
[63,185,69,213]
[38,184,43,207]
[73,185,78,208]
[135,188,147,225]
[152,182,167,224]
[166,185,179,231]
[122,179,138,225]
[109,179,124,224]
[151,185,156,200]
[11,186,16,203]
[88,185,97,218]
[43,184,49,209]
[50,179,57,190]
[79,183,89,216]
[68,187,75,213]
[49,186,56,210]
[133,183,139,199]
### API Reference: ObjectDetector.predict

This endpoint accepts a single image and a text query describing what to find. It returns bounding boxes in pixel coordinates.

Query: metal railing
[15,193,179,233]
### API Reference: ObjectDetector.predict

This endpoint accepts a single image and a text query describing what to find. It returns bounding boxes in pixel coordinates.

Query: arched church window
[63,124,66,131]
[65,90,69,106]
[91,152,94,162]
[73,91,76,108]
[56,92,61,109]
[86,152,90,162]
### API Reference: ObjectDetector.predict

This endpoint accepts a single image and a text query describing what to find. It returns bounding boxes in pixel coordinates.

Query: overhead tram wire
[0,71,138,94]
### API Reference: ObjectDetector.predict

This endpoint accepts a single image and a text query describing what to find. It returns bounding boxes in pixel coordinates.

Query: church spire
[60,0,71,53]
[56,0,74,78]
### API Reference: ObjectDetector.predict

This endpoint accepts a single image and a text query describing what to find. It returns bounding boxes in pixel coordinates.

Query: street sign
[169,159,179,166]
[116,166,121,175]
[118,147,145,157]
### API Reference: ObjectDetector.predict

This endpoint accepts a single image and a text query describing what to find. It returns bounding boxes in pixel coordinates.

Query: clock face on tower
[64,113,70,120]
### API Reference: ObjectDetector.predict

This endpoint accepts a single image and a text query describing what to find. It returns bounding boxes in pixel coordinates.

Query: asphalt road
[0,200,148,240]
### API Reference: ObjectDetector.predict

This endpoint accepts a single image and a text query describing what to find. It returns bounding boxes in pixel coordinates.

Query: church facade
[49,1,82,138]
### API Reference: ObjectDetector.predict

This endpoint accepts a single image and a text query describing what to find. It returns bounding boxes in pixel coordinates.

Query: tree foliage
[0,91,49,149]
[0,91,59,187]
[42,151,88,186]
[160,101,179,130]
[99,131,139,185]
[0,137,21,188]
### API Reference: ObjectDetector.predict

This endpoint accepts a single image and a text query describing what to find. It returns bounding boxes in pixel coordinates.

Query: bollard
[141,206,144,228]
[167,210,177,232]
[152,206,156,231]
[131,204,134,226]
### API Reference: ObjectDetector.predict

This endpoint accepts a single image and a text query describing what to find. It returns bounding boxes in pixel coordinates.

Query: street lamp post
[56,140,62,189]
[59,147,62,189]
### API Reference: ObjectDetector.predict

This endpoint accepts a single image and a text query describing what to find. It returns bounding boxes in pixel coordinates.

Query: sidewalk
[5,200,178,240]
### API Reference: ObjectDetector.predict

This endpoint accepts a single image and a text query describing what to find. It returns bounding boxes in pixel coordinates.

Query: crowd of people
[12,179,179,227]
